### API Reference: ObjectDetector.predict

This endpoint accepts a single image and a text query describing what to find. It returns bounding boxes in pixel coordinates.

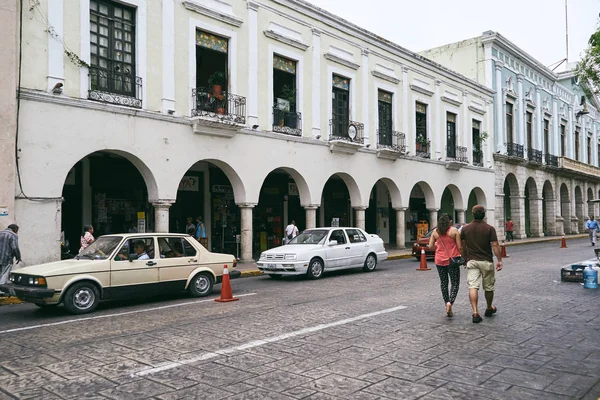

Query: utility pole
[565,0,569,63]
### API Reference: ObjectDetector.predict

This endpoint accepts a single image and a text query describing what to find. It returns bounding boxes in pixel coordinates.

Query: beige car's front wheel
[63,282,100,314]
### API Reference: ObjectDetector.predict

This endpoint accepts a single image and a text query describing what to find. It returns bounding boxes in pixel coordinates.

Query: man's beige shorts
[466,260,495,291]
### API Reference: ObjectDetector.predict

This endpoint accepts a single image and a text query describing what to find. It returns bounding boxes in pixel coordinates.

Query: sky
[306,0,599,71]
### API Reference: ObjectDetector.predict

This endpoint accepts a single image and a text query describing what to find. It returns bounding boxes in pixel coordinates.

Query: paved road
[0,238,599,399]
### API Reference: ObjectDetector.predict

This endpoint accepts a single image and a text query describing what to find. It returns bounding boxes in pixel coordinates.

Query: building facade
[422,31,600,239]
[7,0,495,265]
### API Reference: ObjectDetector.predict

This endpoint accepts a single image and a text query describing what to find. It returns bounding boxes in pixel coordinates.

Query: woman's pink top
[434,230,461,266]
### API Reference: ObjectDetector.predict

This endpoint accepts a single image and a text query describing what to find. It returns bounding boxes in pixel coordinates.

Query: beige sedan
[0,233,239,314]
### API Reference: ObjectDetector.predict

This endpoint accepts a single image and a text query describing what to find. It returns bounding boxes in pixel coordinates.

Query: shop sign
[213,185,233,193]
[0,206,7,217]
[179,176,199,192]
[137,212,146,219]
[288,183,299,196]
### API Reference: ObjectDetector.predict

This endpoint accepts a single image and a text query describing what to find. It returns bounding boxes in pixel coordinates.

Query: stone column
[354,207,367,231]
[311,28,322,138]
[402,66,411,153]
[239,204,255,262]
[529,197,544,237]
[456,209,466,224]
[304,205,318,229]
[434,79,442,160]
[517,74,525,146]
[153,200,174,233]
[510,195,526,239]
[361,48,370,146]
[428,208,439,227]
[394,208,406,248]
[246,1,259,127]
[556,216,565,236]
[495,192,506,240]
[494,61,505,152]
[545,199,557,235]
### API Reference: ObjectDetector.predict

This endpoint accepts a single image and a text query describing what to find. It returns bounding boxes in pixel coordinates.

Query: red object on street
[416,248,431,271]
[560,235,567,248]
[215,264,239,302]
[501,241,509,258]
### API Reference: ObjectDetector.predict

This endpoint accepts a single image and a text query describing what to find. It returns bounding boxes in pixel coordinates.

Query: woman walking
[428,214,463,317]
[79,225,95,253]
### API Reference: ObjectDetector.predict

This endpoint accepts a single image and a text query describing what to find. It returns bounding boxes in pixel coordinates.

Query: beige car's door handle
[188,259,198,263]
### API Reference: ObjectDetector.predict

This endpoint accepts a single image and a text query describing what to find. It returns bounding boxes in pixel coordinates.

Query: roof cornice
[267,0,494,97]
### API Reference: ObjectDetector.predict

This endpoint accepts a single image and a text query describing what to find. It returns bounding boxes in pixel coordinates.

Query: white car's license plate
[267,264,277,270]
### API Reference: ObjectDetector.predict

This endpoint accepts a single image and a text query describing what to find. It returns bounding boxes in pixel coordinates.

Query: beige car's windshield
[78,236,123,260]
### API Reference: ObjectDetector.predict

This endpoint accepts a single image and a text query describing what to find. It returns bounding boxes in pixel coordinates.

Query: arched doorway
[560,183,570,234]
[440,185,463,223]
[61,151,155,255]
[466,187,486,223]
[524,178,539,237]
[254,169,308,258]
[408,182,435,241]
[365,178,402,245]
[575,186,584,233]
[319,174,358,228]
[542,180,555,236]
[170,161,245,257]
[503,174,520,238]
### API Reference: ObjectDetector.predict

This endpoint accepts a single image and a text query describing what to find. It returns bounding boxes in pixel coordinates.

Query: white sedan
[257,227,388,279]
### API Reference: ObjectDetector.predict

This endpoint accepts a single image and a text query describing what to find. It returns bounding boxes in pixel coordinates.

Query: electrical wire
[15,0,63,202]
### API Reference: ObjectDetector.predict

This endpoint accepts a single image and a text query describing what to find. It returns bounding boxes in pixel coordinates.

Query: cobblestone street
[0,238,599,399]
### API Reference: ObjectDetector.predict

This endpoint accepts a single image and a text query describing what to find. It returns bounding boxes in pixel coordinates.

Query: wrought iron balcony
[527,148,543,164]
[329,119,364,144]
[191,88,246,124]
[473,150,484,167]
[377,129,406,153]
[415,140,431,159]
[273,108,302,136]
[88,66,142,108]
[545,153,558,167]
[506,142,524,158]
[446,145,468,163]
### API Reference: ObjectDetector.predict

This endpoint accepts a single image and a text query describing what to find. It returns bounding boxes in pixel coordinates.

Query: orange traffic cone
[416,248,431,271]
[501,240,509,258]
[215,264,239,302]
[560,235,567,248]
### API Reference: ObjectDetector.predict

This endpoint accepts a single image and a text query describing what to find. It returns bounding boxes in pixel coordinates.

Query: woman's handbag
[438,233,465,267]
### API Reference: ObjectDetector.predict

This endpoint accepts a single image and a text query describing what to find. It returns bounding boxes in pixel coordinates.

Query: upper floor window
[415,102,429,158]
[561,124,566,156]
[378,90,393,146]
[446,112,457,159]
[543,120,549,155]
[587,136,592,164]
[505,102,514,144]
[90,0,141,107]
[472,119,483,166]
[575,127,580,161]
[525,111,533,149]
[331,75,351,139]
[273,55,300,136]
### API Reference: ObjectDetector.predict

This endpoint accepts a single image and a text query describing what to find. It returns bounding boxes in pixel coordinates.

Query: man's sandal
[484,306,497,317]
[472,314,482,323]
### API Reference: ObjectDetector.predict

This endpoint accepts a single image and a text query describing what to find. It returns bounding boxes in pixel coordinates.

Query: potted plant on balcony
[416,134,428,151]
[276,85,297,127]
[208,71,226,97]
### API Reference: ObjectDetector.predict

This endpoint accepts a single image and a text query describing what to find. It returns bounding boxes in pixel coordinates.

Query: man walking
[285,220,299,244]
[0,225,22,296]
[460,206,502,323]
[586,215,599,246]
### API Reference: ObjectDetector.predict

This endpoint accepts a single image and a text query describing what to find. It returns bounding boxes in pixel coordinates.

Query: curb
[504,234,587,247]
[240,270,262,278]
[0,297,23,306]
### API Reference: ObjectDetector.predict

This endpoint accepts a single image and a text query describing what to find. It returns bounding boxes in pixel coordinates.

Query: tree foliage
[576,23,600,95]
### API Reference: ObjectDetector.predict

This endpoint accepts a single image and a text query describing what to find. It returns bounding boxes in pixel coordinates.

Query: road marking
[0,293,258,335]
[130,304,408,377]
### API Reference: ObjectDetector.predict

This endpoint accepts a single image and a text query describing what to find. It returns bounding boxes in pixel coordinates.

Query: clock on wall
[348,124,357,140]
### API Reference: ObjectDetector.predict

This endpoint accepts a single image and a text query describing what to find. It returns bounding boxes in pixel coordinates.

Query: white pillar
[394,208,406,248]
[361,48,370,145]
[354,207,366,231]
[305,205,318,229]
[462,90,469,156]
[517,74,525,146]
[153,201,174,233]
[485,99,493,167]
[428,208,439,227]
[247,1,259,127]
[457,209,466,224]
[47,0,64,91]
[535,86,542,151]
[161,0,175,113]
[594,120,599,167]
[494,61,504,152]
[311,28,322,138]
[239,204,255,262]
[568,105,575,159]
[434,79,442,160]
[402,66,411,153]
[552,99,559,156]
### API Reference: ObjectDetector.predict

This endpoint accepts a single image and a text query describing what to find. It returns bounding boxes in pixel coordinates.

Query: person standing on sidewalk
[0,225,22,296]
[504,218,514,242]
[285,220,299,244]
[460,205,503,323]
[428,213,462,318]
[585,216,599,246]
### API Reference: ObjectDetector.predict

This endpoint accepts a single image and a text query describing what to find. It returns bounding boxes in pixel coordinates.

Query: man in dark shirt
[460,205,503,323]
[0,225,22,296]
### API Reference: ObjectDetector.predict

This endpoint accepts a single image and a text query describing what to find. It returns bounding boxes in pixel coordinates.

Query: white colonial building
[422,31,600,239]
[2,0,495,265]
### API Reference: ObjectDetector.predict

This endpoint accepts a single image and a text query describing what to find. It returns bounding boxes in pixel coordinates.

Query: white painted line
[130,304,408,377]
[0,293,258,335]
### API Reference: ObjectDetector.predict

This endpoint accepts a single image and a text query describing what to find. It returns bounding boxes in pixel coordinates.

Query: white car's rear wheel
[363,253,377,272]
[307,258,324,279]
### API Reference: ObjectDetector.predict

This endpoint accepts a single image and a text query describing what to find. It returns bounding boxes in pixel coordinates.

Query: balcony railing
[545,153,558,167]
[557,157,600,176]
[506,142,524,158]
[473,150,483,167]
[377,129,406,153]
[527,148,543,164]
[88,66,142,108]
[191,88,246,124]
[329,119,364,144]
[446,145,468,163]
[273,108,302,136]
[416,140,431,159]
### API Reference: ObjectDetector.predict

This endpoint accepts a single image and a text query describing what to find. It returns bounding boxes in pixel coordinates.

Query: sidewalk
[0,233,589,306]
